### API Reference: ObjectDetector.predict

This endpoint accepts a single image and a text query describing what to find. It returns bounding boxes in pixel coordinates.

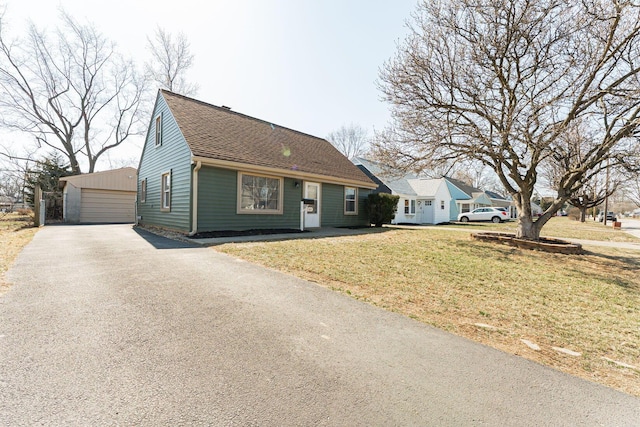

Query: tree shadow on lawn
[457,237,640,292]
[568,249,640,292]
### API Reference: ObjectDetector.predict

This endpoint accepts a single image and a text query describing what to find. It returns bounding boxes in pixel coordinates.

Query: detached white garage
[59,167,137,224]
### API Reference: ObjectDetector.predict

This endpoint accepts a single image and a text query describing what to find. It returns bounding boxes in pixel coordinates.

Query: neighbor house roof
[407,178,443,197]
[443,177,482,198]
[161,90,375,188]
[485,190,509,200]
[353,157,417,195]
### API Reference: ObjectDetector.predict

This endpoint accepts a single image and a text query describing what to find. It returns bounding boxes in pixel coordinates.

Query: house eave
[191,156,378,189]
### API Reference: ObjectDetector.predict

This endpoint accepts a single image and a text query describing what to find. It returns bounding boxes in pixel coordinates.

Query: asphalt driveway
[1,225,638,425]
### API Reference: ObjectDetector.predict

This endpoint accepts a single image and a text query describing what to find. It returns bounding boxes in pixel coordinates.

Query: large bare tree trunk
[513,193,541,240]
[516,216,540,240]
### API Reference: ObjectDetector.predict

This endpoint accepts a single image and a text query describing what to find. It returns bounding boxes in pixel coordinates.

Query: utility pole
[603,160,610,226]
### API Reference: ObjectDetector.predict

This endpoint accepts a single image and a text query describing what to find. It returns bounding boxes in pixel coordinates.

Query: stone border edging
[471,232,584,254]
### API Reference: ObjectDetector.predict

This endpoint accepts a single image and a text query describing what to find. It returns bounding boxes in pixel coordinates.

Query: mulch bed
[188,229,308,239]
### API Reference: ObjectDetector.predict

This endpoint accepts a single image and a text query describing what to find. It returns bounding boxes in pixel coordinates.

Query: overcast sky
[2,0,417,170]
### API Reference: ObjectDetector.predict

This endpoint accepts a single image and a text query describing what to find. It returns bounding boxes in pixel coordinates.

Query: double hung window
[154,115,162,146]
[140,178,147,203]
[161,172,171,211]
[345,187,357,214]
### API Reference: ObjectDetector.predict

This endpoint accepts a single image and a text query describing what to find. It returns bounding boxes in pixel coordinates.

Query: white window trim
[161,172,171,212]
[404,198,416,215]
[154,114,162,147]
[344,186,358,215]
[236,171,283,215]
[140,178,147,203]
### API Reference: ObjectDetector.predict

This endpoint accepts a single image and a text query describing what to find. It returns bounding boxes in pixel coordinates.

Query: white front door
[418,199,434,224]
[304,182,321,228]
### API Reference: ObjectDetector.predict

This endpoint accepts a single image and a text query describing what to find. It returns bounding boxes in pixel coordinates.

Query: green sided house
[137,90,377,234]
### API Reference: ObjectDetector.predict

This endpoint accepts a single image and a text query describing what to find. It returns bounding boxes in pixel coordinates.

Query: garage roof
[59,167,137,192]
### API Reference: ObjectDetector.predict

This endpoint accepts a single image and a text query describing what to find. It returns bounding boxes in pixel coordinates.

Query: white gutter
[189,160,202,236]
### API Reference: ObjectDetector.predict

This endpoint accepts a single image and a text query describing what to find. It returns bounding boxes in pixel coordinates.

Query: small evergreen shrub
[365,193,400,227]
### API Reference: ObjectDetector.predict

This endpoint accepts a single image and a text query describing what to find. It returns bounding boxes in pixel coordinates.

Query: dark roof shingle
[161,90,374,186]
[444,176,481,197]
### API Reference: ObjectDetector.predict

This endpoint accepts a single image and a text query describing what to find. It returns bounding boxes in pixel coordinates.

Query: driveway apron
[1,225,639,426]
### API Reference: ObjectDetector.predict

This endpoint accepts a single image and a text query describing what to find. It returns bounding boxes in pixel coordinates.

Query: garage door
[80,189,136,223]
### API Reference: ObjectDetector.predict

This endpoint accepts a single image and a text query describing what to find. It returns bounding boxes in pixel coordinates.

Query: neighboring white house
[354,158,453,224]
[406,178,452,224]
[59,167,137,224]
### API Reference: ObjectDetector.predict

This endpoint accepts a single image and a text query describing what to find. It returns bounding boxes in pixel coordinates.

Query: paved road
[621,218,640,240]
[1,225,639,426]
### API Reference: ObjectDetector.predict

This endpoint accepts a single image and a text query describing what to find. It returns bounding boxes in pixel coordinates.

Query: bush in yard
[365,193,399,227]
[567,207,581,221]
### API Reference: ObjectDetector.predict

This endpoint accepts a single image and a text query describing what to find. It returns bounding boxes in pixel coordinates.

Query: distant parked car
[458,207,509,223]
[597,211,617,222]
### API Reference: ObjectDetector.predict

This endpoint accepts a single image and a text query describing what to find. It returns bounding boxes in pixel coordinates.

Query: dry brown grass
[217,227,640,397]
[0,212,38,294]
[446,216,640,242]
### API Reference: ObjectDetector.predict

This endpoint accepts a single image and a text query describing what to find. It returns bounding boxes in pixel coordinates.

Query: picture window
[237,172,283,214]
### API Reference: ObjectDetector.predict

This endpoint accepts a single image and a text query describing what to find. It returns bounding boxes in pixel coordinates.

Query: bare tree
[0,10,146,174]
[0,167,21,200]
[620,172,640,208]
[542,122,621,222]
[452,160,504,193]
[376,0,640,240]
[326,124,370,160]
[0,148,34,204]
[146,26,198,96]
[568,177,618,222]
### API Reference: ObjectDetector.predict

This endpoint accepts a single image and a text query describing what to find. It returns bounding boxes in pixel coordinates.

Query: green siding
[196,166,371,231]
[137,94,192,231]
[321,183,371,227]
[197,166,303,231]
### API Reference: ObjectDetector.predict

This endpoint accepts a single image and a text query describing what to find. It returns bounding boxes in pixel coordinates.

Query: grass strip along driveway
[0,213,37,295]
[217,218,640,397]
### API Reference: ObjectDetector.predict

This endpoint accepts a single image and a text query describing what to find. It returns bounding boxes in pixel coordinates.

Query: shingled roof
[160,90,375,187]
[354,157,417,195]
[444,176,482,197]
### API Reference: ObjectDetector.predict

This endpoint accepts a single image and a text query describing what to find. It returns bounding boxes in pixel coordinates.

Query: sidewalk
[186,220,640,250]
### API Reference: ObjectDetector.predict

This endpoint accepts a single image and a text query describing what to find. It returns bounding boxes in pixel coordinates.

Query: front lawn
[445,215,639,242]
[216,226,640,397]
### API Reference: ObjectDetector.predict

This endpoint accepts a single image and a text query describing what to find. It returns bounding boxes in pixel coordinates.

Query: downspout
[189,160,202,236]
